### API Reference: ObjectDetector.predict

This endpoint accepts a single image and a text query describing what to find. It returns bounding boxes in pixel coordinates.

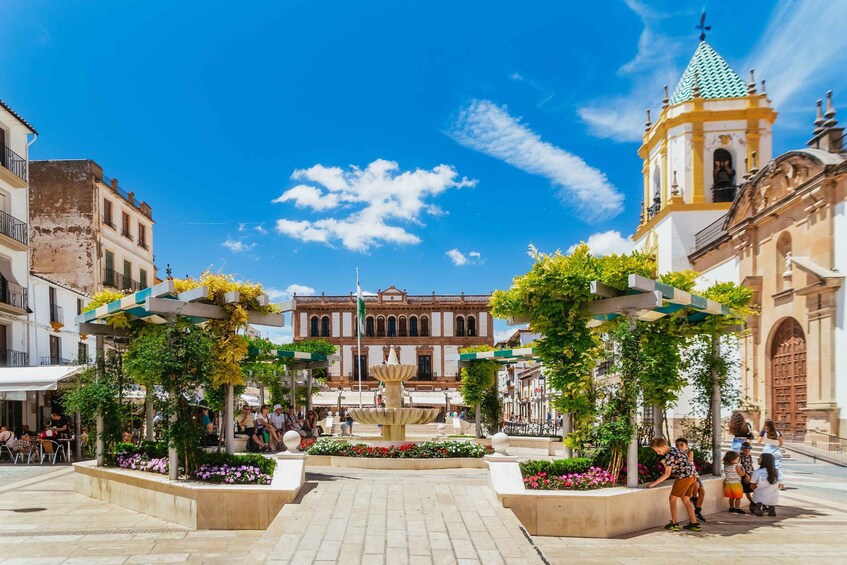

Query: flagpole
[357,268,363,408]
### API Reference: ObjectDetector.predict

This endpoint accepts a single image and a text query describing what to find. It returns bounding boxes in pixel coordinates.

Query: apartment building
[28,273,95,366]
[29,160,155,295]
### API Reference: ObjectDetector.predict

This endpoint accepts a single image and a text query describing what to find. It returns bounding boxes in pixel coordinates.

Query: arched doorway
[770,318,807,438]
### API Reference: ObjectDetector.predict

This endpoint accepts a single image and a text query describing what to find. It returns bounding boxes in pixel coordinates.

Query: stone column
[225,384,234,455]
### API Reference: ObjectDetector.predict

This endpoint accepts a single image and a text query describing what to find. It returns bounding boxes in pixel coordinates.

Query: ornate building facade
[293,285,493,391]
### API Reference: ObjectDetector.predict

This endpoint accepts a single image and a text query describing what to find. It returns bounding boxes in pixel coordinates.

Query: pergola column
[95,335,105,467]
[225,384,235,455]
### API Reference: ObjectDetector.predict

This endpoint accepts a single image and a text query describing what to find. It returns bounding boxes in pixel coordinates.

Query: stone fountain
[348,346,440,441]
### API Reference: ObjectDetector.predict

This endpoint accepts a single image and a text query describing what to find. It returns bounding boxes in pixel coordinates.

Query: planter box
[305,454,485,470]
[74,456,305,530]
[486,457,723,538]
[475,436,560,456]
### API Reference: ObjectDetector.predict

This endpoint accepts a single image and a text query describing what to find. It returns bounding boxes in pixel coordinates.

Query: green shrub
[200,451,276,476]
[519,458,593,477]
[306,440,491,458]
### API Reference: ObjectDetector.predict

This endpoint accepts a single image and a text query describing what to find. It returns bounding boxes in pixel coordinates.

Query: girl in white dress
[757,419,784,489]
[750,452,780,516]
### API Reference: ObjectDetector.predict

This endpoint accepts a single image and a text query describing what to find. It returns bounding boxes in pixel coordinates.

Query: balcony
[40,356,76,366]
[0,282,28,314]
[647,201,661,219]
[0,143,27,188]
[0,209,28,251]
[692,214,728,255]
[712,184,738,203]
[0,349,28,367]
[103,268,141,292]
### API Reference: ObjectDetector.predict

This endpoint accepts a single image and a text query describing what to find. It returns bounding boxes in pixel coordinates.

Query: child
[722,451,748,513]
[646,437,702,532]
[675,438,706,522]
[749,452,780,516]
[739,442,755,506]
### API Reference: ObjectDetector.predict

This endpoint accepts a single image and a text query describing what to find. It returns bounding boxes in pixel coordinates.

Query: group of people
[235,404,333,452]
[646,418,786,532]
[0,411,79,462]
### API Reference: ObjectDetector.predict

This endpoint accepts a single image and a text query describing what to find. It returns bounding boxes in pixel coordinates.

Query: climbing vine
[459,345,498,438]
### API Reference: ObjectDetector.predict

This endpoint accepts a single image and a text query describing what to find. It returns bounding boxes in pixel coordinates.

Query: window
[467,316,476,337]
[49,286,61,324]
[321,316,330,337]
[310,316,319,337]
[420,316,429,337]
[138,224,148,249]
[456,316,465,337]
[353,355,368,380]
[387,316,396,337]
[121,212,131,239]
[78,342,89,364]
[417,355,432,381]
[409,316,418,337]
[104,200,114,228]
[49,335,61,365]
[366,317,375,337]
[377,317,386,338]
[139,269,148,290]
[104,251,115,286]
[399,316,407,337]
[77,298,83,316]
[123,260,132,290]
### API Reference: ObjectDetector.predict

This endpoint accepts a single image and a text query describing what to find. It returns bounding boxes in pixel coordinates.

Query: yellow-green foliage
[83,289,129,328]
[459,345,498,406]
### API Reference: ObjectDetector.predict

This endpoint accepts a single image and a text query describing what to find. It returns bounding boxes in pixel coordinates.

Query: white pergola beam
[145,297,284,327]
[224,291,240,304]
[587,291,662,316]
[590,280,618,298]
[78,322,131,337]
[177,286,209,303]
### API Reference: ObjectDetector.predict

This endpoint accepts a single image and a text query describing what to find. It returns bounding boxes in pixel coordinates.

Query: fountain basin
[348,407,440,426]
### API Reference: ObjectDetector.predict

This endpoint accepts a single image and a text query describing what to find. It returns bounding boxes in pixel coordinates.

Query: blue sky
[2,1,846,342]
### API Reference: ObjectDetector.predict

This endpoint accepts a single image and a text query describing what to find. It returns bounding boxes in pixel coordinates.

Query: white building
[28,273,95,367]
[29,159,155,296]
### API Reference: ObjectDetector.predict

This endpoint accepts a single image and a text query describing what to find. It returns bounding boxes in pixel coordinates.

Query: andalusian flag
[356,271,366,336]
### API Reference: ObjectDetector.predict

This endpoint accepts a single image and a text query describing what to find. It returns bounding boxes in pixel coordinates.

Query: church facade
[634,39,847,438]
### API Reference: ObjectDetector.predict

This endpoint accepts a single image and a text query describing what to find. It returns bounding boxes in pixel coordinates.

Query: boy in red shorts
[647,437,702,532]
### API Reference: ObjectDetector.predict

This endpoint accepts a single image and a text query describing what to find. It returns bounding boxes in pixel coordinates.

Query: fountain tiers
[348,346,440,441]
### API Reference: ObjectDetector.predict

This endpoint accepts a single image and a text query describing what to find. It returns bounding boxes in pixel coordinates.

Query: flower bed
[306,439,491,458]
[522,467,616,491]
[112,443,275,485]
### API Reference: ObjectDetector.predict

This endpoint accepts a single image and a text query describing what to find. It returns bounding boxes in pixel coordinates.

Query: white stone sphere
[283,430,302,452]
[491,432,510,455]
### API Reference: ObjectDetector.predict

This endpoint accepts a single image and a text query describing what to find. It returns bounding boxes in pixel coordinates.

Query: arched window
[420,316,430,337]
[399,316,407,337]
[410,316,418,337]
[777,232,792,292]
[310,316,319,337]
[712,148,736,202]
[320,316,330,337]
[455,316,465,337]
[387,316,397,337]
[467,316,476,337]
[366,316,375,337]
[652,163,661,203]
[377,316,386,337]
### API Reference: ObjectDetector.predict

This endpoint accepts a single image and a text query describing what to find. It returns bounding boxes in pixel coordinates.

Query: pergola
[465,274,729,486]
[75,279,285,479]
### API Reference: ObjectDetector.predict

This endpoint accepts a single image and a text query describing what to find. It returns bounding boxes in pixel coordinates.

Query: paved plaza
[0,453,846,564]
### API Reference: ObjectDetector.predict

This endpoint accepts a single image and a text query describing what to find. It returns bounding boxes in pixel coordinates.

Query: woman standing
[758,419,784,489]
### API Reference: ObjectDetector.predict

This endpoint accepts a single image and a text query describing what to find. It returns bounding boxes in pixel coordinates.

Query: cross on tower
[696,10,711,42]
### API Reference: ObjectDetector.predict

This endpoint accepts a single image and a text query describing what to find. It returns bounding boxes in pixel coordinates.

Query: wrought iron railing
[0,143,27,182]
[786,430,847,466]
[647,201,661,219]
[503,421,562,437]
[96,174,154,220]
[0,282,27,310]
[0,349,28,367]
[103,268,141,292]
[712,184,738,203]
[0,209,28,245]
[40,356,75,366]
[693,214,728,252]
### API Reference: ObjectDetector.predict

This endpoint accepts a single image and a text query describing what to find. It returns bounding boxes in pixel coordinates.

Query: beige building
[29,160,155,296]
[690,96,846,437]
[293,285,493,392]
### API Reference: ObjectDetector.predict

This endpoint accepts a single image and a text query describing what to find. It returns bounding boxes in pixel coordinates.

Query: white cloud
[577,1,683,143]
[567,230,635,256]
[273,159,475,251]
[237,223,247,232]
[446,248,482,266]
[255,225,268,235]
[222,238,255,253]
[261,324,293,346]
[264,284,317,301]
[493,324,526,344]
[449,99,623,220]
[748,1,847,112]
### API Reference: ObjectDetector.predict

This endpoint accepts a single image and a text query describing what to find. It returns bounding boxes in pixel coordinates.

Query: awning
[409,391,464,406]
[0,365,86,392]
[312,391,375,406]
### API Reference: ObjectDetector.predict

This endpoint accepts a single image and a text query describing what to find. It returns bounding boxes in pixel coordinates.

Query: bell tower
[633,39,778,273]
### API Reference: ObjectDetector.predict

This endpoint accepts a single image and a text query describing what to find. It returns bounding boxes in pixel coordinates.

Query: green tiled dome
[670,41,747,104]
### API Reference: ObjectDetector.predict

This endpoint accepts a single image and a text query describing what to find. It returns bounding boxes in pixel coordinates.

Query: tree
[459,345,498,438]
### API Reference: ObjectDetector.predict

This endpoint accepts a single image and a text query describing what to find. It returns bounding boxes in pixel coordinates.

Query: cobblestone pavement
[248,468,543,565]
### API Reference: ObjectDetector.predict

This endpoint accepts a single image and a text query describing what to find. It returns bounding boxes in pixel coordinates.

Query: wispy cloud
[567,230,635,256]
[222,238,255,253]
[748,1,847,115]
[449,99,623,220]
[264,284,316,301]
[273,159,475,251]
[446,248,482,266]
[577,0,684,142]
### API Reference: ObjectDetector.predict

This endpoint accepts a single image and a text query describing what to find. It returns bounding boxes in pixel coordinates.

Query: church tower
[633,40,778,273]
